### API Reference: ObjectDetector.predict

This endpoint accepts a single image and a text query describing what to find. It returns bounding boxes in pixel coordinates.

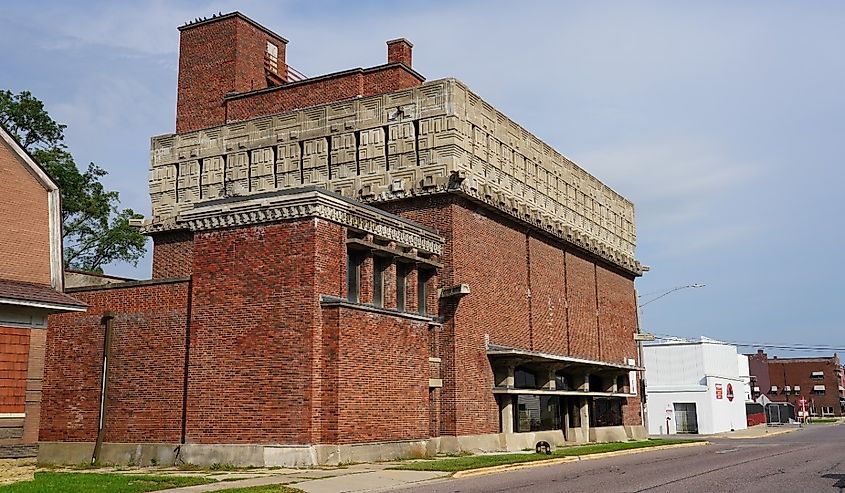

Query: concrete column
[500,396,514,434]
[580,397,590,437]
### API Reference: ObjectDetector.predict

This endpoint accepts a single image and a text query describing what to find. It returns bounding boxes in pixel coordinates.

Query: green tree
[0,90,146,273]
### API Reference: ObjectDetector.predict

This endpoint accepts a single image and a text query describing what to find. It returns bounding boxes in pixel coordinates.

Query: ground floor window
[568,398,581,428]
[590,397,623,427]
[515,395,562,432]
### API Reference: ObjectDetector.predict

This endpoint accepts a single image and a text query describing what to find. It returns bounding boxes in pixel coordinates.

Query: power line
[651,333,845,353]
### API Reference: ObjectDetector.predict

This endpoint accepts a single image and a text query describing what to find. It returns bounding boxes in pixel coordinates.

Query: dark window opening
[515,395,562,432]
[515,367,540,389]
[418,267,434,315]
[590,397,623,427]
[554,371,569,391]
[589,374,604,392]
[347,250,364,303]
[616,375,627,393]
[569,399,581,428]
[373,256,389,308]
[396,262,409,311]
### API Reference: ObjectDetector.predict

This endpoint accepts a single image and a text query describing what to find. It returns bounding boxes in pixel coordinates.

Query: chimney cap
[386,38,413,48]
[179,11,289,44]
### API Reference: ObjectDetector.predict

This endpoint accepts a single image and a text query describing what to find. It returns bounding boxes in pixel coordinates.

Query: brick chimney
[176,12,288,133]
[386,38,413,68]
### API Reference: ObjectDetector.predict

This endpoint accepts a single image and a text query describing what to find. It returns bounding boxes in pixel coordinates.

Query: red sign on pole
[727,383,734,402]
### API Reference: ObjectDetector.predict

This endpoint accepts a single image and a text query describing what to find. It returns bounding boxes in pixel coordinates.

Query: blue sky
[3,1,843,355]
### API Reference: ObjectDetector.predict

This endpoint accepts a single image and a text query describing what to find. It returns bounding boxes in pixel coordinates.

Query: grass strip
[390,438,705,472]
[0,471,214,492]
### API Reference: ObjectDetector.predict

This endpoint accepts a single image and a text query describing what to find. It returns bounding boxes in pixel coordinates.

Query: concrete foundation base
[38,426,648,467]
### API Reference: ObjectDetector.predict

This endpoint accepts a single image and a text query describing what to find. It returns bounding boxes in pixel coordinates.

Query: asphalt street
[396,424,845,492]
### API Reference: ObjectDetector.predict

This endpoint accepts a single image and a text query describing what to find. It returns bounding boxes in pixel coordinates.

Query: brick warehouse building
[40,12,647,466]
[748,350,844,418]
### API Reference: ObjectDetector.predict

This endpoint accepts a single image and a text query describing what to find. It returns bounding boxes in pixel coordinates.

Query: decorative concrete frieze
[149,78,640,273]
[179,187,443,255]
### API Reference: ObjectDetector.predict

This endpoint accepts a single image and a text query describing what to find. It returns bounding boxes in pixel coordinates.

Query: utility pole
[635,283,705,434]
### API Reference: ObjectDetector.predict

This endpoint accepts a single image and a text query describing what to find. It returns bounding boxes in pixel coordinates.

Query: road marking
[715,448,739,454]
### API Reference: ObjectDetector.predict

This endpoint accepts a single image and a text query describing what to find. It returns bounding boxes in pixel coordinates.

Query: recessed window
[396,262,409,311]
[417,267,434,315]
[514,367,539,389]
[347,250,364,303]
[590,398,623,427]
[514,395,562,432]
[373,256,390,308]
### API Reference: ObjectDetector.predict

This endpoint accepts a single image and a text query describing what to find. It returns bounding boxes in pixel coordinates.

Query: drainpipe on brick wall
[92,312,115,464]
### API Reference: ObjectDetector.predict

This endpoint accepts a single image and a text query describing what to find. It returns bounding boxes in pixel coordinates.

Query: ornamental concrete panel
[148,78,641,274]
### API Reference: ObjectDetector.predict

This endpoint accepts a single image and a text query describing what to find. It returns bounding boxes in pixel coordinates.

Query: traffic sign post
[798,397,808,425]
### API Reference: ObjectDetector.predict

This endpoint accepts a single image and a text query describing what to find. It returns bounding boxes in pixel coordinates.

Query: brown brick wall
[0,142,51,286]
[0,327,29,414]
[23,328,46,444]
[224,65,422,126]
[323,306,430,444]
[596,264,638,365]
[41,281,189,442]
[151,231,194,279]
[379,195,642,434]
[175,15,422,132]
[186,220,320,444]
[766,357,843,416]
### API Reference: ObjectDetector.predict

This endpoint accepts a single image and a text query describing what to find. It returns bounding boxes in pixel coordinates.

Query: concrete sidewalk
[650,423,802,441]
[154,462,450,493]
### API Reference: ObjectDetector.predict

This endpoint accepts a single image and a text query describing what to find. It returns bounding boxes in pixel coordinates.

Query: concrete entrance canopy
[489,343,641,377]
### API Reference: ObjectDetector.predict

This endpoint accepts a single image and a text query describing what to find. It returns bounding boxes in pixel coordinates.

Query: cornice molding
[178,188,443,255]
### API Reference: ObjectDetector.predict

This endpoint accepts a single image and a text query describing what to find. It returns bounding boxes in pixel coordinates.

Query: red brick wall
[596,265,638,366]
[186,219,321,444]
[41,281,189,442]
[176,15,288,133]
[379,195,642,434]
[224,65,423,125]
[767,358,843,416]
[387,40,413,66]
[565,252,600,361]
[22,328,46,444]
[151,231,194,279]
[528,236,569,356]
[0,141,51,286]
[361,66,422,95]
[225,72,364,124]
[0,327,30,414]
[323,306,430,444]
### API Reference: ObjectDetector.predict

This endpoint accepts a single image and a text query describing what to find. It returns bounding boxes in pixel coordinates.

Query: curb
[719,427,799,440]
[451,441,710,479]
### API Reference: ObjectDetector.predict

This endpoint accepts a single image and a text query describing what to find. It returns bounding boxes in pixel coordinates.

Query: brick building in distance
[748,350,844,417]
[41,12,647,466]
[0,126,85,452]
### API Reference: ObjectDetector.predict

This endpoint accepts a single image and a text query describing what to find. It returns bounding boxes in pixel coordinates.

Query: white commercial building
[644,337,750,435]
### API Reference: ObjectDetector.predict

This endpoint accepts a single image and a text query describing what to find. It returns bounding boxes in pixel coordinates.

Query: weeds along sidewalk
[389,438,708,475]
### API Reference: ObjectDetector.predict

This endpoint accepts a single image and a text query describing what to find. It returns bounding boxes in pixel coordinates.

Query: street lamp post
[635,283,705,435]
